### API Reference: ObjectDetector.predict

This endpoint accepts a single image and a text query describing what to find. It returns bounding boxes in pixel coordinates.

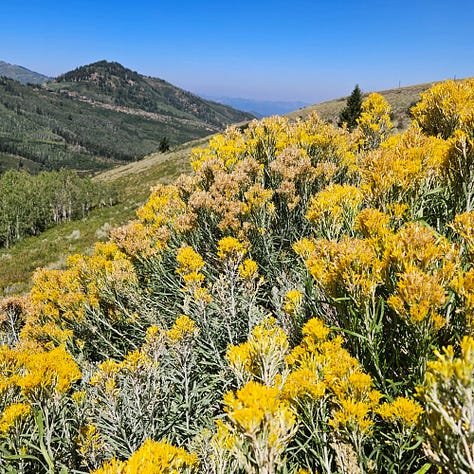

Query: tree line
[0,169,114,248]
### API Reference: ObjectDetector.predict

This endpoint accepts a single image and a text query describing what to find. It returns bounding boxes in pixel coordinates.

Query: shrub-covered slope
[2,79,474,473]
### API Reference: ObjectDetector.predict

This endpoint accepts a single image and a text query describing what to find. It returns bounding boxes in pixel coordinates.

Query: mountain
[0,61,254,173]
[0,60,51,84]
[47,61,254,129]
[205,96,309,118]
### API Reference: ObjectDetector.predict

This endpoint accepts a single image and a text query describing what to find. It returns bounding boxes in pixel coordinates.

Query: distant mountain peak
[0,60,51,84]
[56,60,141,84]
[0,60,254,176]
[50,60,254,128]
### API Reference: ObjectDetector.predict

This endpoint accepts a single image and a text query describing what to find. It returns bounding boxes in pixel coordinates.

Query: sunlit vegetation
[0,140,196,297]
[1,78,474,473]
[0,169,114,248]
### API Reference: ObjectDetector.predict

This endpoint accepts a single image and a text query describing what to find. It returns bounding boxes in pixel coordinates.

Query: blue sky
[1,0,473,103]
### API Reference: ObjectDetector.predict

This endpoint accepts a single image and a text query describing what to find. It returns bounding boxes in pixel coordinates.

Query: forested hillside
[1,78,474,473]
[0,62,253,173]
[50,61,254,128]
[0,169,113,248]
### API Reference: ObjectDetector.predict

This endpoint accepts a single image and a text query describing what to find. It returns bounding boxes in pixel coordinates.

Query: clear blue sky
[1,0,473,103]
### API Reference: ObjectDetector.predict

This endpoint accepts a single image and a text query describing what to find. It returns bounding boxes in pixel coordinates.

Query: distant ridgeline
[0,61,253,174]
[0,60,51,85]
[0,169,114,248]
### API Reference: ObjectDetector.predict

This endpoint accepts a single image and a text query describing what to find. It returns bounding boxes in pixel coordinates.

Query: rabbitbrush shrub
[2,78,474,473]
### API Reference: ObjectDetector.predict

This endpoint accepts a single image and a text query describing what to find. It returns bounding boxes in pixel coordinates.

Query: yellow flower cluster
[217,236,247,260]
[113,185,192,259]
[354,208,391,244]
[411,78,474,139]
[284,318,381,436]
[306,184,363,238]
[418,336,474,471]
[176,245,205,275]
[76,423,104,460]
[89,335,163,394]
[175,246,210,304]
[330,397,376,433]
[0,402,30,435]
[301,317,330,341]
[223,381,296,438]
[297,213,460,333]
[358,124,448,213]
[22,241,137,347]
[387,223,457,276]
[222,316,386,472]
[237,258,259,280]
[383,223,459,330]
[0,344,81,397]
[186,113,358,239]
[297,237,383,306]
[425,336,474,388]
[292,237,316,260]
[357,93,393,150]
[220,380,297,473]
[191,126,247,171]
[451,268,474,326]
[244,183,274,211]
[376,397,423,426]
[166,315,199,343]
[89,324,166,388]
[295,112,357,172]
[226,316,289,385]
[92,438,198,473]
[387,266,447,329]
[283,289,303,315]
[450,211,474,254]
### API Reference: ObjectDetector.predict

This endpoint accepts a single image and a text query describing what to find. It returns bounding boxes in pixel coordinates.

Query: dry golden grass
[286,81,440,132]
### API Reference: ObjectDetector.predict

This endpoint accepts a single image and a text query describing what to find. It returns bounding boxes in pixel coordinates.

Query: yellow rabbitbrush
[1,78,474,473]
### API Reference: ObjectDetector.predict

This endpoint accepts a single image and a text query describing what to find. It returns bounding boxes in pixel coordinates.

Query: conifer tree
[338,84,363,130]
[159,136,170,153]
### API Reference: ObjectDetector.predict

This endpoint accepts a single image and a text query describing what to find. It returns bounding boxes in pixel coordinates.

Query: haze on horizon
[2,0,473,104]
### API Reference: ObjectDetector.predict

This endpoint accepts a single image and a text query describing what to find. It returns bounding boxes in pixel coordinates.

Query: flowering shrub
[1,78,474,472]
[93,438,198,474]
[417,336,474,473]
[357,92,393,150]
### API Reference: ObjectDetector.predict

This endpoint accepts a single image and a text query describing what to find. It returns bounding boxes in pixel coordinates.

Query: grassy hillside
[0,62,253,173]
[287,81,437,131]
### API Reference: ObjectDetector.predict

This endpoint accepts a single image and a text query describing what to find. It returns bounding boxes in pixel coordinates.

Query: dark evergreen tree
[338,84,363,131]
[159,136,170,153]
